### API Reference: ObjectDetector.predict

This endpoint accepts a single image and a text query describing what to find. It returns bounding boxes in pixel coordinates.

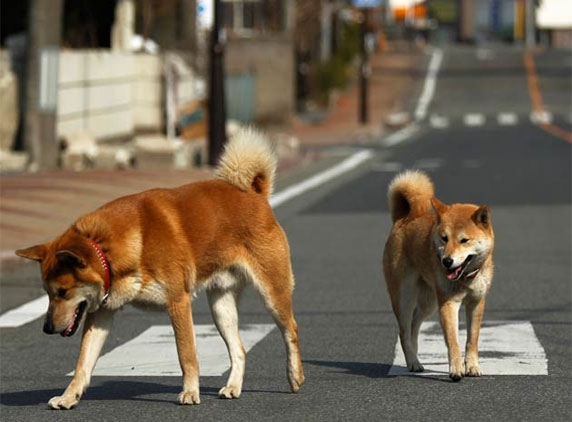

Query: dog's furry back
[387,170,434,222]
[216,128,277,198]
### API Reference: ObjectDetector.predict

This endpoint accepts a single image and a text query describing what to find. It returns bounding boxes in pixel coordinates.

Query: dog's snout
[43,316,55,334]
[442,257,454,269]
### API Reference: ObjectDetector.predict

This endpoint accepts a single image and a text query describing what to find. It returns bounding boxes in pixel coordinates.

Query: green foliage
[310,22,361,106]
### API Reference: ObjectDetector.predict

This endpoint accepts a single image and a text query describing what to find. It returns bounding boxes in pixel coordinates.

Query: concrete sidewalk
[0,45,424,268]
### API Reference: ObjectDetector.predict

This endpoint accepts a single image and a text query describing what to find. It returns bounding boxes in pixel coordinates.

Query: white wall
[57,51,198,142]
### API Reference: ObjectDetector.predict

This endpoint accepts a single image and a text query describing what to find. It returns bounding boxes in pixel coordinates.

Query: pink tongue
[61,313,77,337]
[447,266,463,280]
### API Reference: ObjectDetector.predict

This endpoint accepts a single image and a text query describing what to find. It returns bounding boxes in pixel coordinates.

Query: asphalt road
[1,44,570,421]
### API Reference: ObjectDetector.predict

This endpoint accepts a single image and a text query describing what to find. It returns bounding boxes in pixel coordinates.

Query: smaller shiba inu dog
[16,128,304,409]
[383,170,494,381]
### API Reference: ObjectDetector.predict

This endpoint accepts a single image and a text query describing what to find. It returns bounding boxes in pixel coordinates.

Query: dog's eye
[57,288,67,298]
[460,238,469,244]
[441,235,448,243]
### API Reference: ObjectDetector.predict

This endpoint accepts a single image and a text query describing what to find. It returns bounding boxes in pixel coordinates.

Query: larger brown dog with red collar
[16,128,304,409]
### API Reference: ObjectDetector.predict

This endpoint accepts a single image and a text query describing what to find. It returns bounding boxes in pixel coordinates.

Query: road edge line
[269,149,375,208]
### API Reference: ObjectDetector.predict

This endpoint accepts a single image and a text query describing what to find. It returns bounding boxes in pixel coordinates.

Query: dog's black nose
[442,257,454,268]
[43,317,55,334]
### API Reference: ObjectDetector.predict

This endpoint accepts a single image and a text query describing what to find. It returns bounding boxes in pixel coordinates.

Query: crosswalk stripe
[463,113,486,126]
[497,112,519,125]
[414,158,443,170]
[82,324,275,377]
[530,110,553,124]
[388,320,548,376]
[0,295,48,328]
[429,115,449,129]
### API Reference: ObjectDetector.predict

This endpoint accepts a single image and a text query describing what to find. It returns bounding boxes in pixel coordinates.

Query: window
[222,0,286,34]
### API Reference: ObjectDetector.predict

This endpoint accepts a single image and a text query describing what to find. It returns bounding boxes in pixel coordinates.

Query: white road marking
[370,162,403,173]
[429,114,450,129]
[0,295,48,328]
[414,48,444,121]
[476,48,495,61]
[461,159,481,169]
[1,150,375,328]
[269,149,374,207]
[414,158,443,170]
[82,324,275,377]
[464,113,486,127]
[497,112,519,126]
[383,124,419,147]
[530,110,553,124]
[389,320,548,376]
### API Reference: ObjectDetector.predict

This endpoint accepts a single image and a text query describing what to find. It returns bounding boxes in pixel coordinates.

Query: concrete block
[87,82,132,111]
[133,135,204,170]
[0,151,28,172]
[57,86,85,116]
[87,109,134,139]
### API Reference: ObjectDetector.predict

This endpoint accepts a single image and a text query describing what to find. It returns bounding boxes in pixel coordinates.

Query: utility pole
[24,0,63,170]
[525,0,536,48]
[359,10,368,125]
[207,0,227,166]
[359,9,370,125]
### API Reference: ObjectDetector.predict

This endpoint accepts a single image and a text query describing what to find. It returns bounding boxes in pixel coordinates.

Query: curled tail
[387,170,434,222]
[215,127,277,198]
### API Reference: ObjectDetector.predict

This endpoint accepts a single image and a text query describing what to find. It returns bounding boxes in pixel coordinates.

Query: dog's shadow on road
[304,360,453,384]
[304,360,393,378]
[0,380,221,407]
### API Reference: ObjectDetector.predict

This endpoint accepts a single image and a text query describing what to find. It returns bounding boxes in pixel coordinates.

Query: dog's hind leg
[207,276,246,399]
[411,279,437,356]
[398,273,424,372]
[248,256,305,393]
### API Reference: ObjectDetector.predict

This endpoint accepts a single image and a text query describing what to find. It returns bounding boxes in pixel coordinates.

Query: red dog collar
[88,239,111,305]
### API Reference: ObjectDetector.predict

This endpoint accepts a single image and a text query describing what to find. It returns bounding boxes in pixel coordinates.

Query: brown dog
[16,128,305,409]
[383,170,494,381]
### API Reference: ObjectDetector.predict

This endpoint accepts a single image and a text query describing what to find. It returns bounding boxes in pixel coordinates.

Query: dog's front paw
[178,390,200,405]
[47,395,78,410]
[449,361,465,382]
[465,363,482,377]
[219,385,241,399]
[288,369,305,393]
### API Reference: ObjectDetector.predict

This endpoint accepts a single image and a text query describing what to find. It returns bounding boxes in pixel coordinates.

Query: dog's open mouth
[445,255,474,281]
[61,301,87,337]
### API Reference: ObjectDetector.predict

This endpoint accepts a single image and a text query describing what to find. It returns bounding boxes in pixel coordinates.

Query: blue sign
[352,0,382,8]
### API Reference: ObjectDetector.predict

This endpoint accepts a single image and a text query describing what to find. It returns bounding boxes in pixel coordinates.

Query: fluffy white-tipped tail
[387,170,434,222]
[215,127,277,198]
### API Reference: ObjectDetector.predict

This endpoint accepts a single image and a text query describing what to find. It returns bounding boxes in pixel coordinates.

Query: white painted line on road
[0,294,48,328]
[383,124,419,147]
[414,158,443,170]
[497,112,518,126]
[429,114,450,129]
[370,162,403,173]
[389,320,548,376]
[464,113,486,127]
[414,48,444,121]
[530,110,553,125]
[269,149,375,208]
[83,324,275,377]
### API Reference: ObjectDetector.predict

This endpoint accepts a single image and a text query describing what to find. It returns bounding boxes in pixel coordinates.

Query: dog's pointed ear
[431,198,448,221]
[472,205,491,227]
[15,244,47,262]
[55,250,87,269]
